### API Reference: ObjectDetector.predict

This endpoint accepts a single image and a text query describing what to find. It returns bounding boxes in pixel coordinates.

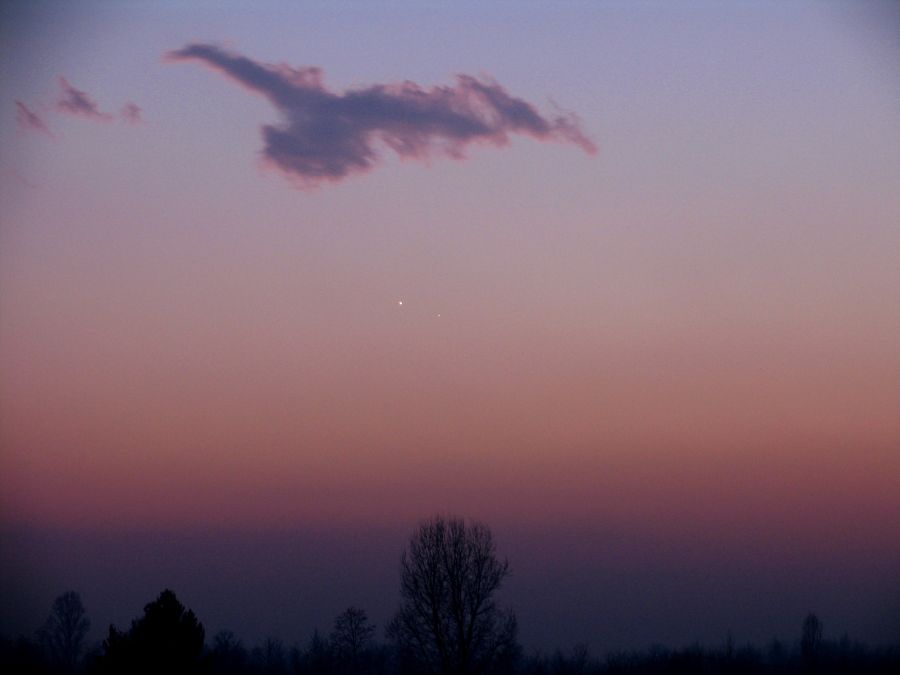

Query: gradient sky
[1,0,899,653]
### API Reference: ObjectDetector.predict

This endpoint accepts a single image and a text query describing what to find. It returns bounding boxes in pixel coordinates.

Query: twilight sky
[1,0,899,652]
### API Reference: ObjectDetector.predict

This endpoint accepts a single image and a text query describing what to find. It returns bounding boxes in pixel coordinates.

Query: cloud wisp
[15,101,52,136]
[121,102,142,124]
[57,78,114,121]
[166,43,596,187]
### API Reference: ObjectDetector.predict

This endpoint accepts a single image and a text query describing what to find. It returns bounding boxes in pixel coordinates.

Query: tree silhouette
[37,591,90,673]
[98,589,205,674]
[250,637,288,675]
[210,630,248,675]
[330,607,375,672]
[801,612,823,665]
[297,629,333,675]
[387,515,519,675]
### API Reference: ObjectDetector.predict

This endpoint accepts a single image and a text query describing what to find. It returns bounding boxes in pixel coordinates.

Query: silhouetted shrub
[94,589,206,675]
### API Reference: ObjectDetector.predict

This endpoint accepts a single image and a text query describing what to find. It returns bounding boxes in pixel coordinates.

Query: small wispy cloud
[166,43,596,188]
[15,101,52,136]
[121,102,142,124]
[57,78,114,121]
[4,167,39,189]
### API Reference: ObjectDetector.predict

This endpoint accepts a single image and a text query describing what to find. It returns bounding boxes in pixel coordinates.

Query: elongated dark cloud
[57,78,113,121]
[121,102,142,124]
[166,43,596,187]
[15,101,51,136]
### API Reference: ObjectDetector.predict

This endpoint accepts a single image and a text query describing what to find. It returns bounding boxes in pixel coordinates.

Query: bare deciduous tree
[387,515,519,675]
[37,591,90,673]
[330,606,375,663]
[801,612,823,662]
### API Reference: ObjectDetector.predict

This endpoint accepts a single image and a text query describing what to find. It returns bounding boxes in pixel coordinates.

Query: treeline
[3,588,897,675]
[2,517,898,674]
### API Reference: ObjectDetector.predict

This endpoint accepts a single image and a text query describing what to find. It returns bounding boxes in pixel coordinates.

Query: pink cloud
[166,43,596,188]
[56,78,114,121]
[15,101,52,136]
